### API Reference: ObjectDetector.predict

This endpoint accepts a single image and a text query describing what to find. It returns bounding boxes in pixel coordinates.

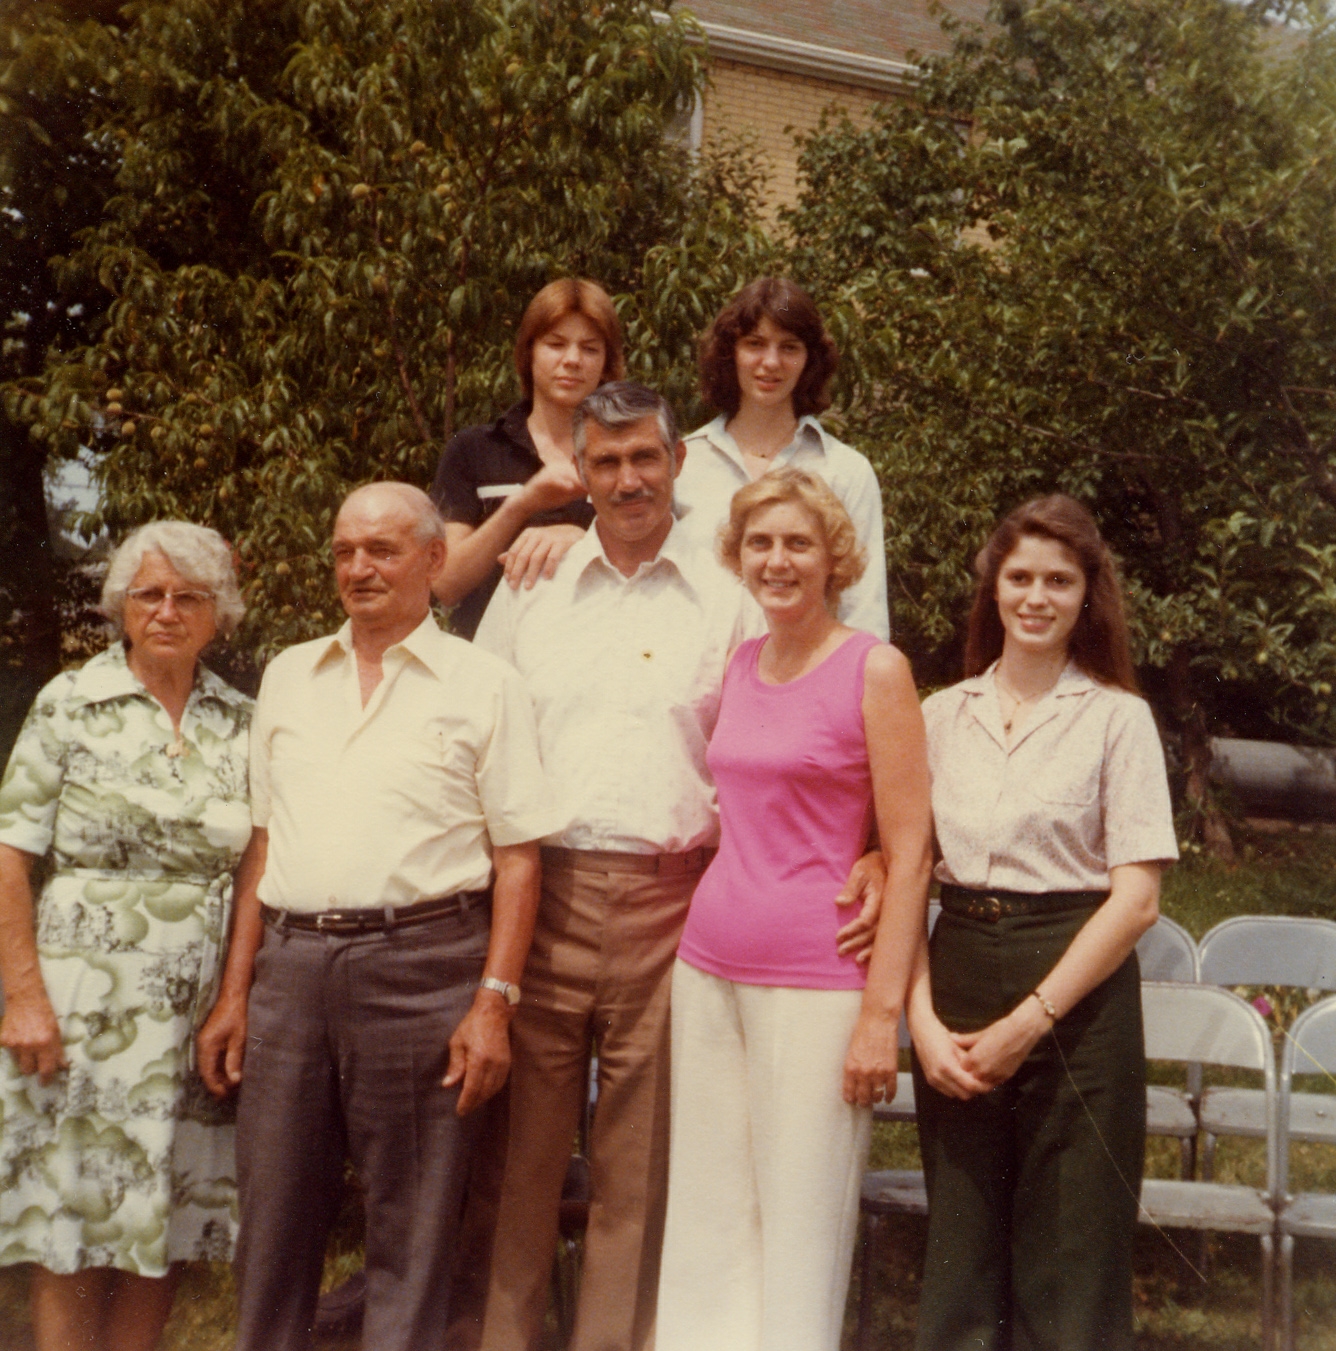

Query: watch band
[480,975,521,1007]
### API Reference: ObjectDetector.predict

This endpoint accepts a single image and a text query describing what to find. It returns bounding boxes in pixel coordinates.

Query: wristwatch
[480,975,521,1007]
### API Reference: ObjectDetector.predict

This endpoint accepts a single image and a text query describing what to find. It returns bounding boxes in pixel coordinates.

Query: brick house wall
[685,0,991,219]
[701,57,890,216]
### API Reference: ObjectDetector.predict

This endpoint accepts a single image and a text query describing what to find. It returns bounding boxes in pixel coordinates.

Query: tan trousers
[481,850,702,1351]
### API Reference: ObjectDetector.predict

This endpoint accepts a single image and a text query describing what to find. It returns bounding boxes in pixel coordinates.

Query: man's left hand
[443,991,513,1115]
[835,849,886,964]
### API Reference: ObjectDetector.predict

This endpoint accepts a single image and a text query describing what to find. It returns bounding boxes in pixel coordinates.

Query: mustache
[608,489,654,506]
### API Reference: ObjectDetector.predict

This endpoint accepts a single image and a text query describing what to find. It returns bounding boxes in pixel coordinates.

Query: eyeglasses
[125,587,215,615]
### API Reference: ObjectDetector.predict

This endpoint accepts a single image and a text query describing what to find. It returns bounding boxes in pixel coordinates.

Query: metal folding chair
[1198,916,1336,1177]
[1137,916,1202,1177]
[1139,982,1280,1350]
[1276,994,1336,1351]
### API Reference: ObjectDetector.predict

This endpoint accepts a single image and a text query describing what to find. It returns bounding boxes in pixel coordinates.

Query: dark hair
[572,381,679,459]
[513,279,625,399]
[697,277,839,419]
[964,494,1139,693]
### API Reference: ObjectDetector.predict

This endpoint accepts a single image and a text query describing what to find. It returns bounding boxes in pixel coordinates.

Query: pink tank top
[678,630,880,990]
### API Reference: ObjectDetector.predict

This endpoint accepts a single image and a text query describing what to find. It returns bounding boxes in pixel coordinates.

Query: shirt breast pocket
[1028,754,1101,807]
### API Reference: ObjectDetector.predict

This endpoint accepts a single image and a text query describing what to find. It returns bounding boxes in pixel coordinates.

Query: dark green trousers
[911,904,1145,1351]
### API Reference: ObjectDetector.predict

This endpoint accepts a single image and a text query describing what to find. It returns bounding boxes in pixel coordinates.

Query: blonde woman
[656,469,931,1351]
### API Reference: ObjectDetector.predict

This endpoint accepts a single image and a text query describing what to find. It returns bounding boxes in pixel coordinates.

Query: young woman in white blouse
[673,278,890,641]
[907,494,1178,1351]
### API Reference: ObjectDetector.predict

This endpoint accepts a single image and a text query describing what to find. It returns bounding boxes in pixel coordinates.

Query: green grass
[2,824,1335,1348]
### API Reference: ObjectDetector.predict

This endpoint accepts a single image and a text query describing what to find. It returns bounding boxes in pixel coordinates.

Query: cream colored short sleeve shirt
[474,522,761,854]
[922,663,1178,892]
[251,614,558,912]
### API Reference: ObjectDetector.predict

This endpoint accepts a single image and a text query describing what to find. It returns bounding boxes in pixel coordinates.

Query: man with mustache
[198,482,556,1351]
[473,384,882,1351]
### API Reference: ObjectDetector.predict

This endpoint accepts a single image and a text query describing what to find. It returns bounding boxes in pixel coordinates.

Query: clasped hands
[909,994,1053,1101]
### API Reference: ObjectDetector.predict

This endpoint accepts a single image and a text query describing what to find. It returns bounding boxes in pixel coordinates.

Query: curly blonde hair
[717,468,866,603]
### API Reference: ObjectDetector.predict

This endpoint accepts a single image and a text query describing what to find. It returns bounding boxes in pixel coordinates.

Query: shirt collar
[959,659,1094,698]
[570,517,700,598]
[498,399,535,449]
[316,613,448,679]
[67,641,249,712]
[695,413,829,468]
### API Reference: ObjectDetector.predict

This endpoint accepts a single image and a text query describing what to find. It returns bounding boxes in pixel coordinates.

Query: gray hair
[101,521,245,637]
[339,482,445,544]
[572,381,679,460]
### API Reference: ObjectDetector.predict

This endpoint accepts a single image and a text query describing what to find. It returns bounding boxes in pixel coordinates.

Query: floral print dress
[0,643,251,1276]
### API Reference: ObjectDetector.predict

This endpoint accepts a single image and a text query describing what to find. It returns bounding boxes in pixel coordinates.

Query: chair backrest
[1199,915,1336,990]
[1137,915,1199,982]
[1142,982,1274,1070]
[1277,993,1336,1188]
[1142,981,1277,1194]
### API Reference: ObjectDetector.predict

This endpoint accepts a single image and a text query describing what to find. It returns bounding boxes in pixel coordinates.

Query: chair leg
[857,1213,883,1351]
[1177,1136,1193,1180]
[1201,1130,1217,1181]
[1280,1234,1294,1351]
[1261,1232,1274,1351]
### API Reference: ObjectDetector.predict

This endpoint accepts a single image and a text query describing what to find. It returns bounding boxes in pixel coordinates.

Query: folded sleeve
[474,665,562,847]
[1102,697,1179,869]
[835,451,890,642]
[248,665,276,830]
[431,430,485,527]
[0,675,72,857]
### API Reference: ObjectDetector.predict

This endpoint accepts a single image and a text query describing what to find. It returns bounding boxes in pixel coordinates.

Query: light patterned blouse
[922,663,1178,893]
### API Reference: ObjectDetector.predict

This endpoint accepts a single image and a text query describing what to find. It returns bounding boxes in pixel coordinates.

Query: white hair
[101,521,245,637]
[338,482,445,543]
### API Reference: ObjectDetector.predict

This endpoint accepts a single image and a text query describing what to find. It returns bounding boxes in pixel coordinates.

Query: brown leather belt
[541,845,716,877]
[938,884,1106,923]
[261,890,489,935]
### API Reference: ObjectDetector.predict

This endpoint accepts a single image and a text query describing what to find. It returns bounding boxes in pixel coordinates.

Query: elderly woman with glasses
[0,521,252,1351]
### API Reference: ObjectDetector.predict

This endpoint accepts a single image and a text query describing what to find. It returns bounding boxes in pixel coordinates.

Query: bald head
[338,481,445,544]
[332,482,446,647]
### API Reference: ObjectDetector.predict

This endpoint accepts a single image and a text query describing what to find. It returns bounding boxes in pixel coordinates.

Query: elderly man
[198,482,557,1351]
[474,383,880,1351]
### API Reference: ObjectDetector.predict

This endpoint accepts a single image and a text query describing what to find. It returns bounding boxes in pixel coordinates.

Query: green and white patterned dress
[0,643,251,1276]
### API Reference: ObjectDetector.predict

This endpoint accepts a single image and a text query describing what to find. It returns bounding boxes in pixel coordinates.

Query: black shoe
[313,1270,367,1337]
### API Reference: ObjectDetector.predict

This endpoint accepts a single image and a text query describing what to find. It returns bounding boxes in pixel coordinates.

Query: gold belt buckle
[984,895,1003,922]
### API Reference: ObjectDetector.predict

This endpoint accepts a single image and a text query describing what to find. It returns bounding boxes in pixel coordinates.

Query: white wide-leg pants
[656,959,873,1351]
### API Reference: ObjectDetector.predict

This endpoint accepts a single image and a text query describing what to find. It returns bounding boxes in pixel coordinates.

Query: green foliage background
[4,0,1336,842]
[2,0,770,679]
[780,0,1336,840]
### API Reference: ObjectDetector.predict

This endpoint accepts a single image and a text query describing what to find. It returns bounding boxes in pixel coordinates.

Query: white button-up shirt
[474,522,761,854]
[922,663,1178,892]
[250,614,558,911]
[673,413,890,641]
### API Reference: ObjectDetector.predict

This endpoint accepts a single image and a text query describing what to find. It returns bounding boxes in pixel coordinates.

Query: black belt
[938,884,1106,923]
[261,890,488,935]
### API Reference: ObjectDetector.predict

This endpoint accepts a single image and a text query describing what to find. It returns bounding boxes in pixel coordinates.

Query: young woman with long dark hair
[908,493,1178,1351]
